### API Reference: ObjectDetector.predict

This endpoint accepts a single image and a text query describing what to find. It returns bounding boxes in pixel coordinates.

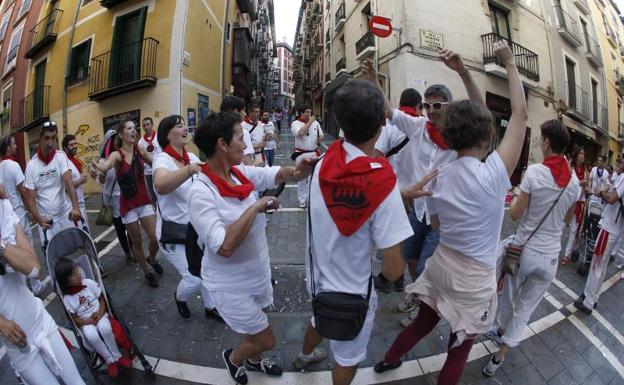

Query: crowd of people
[0,39,620,385]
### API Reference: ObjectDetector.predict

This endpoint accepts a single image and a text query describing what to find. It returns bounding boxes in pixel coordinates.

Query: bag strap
[385,137,410,158]
[524,183,568,244]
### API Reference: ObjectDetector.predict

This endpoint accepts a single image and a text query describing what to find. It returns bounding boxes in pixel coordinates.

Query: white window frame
[5,23,24,73]
[0,10,12,41]
[15,0,31,21]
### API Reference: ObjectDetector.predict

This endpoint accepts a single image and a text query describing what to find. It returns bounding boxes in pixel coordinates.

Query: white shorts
[210,282,273,335]
[311,291,378,367]
[121,204,155,224]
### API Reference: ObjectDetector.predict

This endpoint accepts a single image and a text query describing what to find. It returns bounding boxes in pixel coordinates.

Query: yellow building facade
[20,0,238,193]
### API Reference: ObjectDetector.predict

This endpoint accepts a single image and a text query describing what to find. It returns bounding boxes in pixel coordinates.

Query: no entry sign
[369,16,393,38]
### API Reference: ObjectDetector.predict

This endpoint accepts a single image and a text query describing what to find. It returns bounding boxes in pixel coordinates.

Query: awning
[562,115,597,142]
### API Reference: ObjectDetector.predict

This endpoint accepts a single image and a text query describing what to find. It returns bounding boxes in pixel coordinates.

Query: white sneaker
[482,355,503,376]
[398,293,420,313]
[293,347,327,369]
[400,308,419,328]
[484,330,503,347]
[298,201,306,209]
[617,264,624,270]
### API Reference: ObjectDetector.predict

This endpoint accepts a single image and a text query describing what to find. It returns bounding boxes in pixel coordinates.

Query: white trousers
[81,314,120,364]
[161,244,215,308]
[564,216,580,256]
[18,330,86,385]
[583,229,618,308]
[494,247,558,348]
[610,233,623,258]
[297,177,309,204]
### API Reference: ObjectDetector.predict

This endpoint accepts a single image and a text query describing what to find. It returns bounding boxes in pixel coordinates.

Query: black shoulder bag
[308,158,372,341]
[117,151,139,199]
[186,179,213,277]
[157,202,188,246]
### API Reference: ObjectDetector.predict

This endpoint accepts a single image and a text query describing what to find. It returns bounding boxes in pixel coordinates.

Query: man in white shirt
[293,80,414,385]
[137,117,160,203]
[220,96,255,165]
[588,155,610,204]
[62,135,90,233]
[242,104,265,166]
[24,122,82,243]
[291,105,324,208]
[260,110,278,167]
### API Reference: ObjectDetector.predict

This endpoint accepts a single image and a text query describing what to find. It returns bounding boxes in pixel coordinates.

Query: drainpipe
[62,0,82,135]
[221,0,231,98]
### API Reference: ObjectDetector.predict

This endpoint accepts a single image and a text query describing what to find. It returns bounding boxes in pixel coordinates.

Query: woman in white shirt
[373,41,528,385]
[0,199,85,385]
[188,112,316,385]
[153,115,223,321]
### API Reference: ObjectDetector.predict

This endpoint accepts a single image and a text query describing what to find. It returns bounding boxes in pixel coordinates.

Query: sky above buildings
[274,0,300,46]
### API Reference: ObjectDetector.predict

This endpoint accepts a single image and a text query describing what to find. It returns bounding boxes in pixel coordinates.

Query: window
[565,58,576,108]
[16,0,31,20]
[226,22,231,43]
[591,79,599,124]
[489,3,511,40]
[580,18,590,49]
[1,82,11,127]
[68,39,92,85]
[5,24,23,71]
[0,11,11,41]
[197,94,209,123]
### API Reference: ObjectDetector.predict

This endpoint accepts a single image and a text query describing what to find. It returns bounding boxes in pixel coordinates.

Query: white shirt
[242,120,265,153]
[515,164,581,255]
[291,120,323,151]
[67,157,85,205]
[390,109,457,221]
[428,151,511,268]
[262,121,277,150]
[589,166,610,197]
[242,128,255,156]
[24,150,71,218]
[0,159,26,219]
[137,133,161,175]
[152,151,201,240]
[308,141,413,296]
[600,173,624,235]
[188,165,280,293]
[62,278,101,319]
[374,122,411,189]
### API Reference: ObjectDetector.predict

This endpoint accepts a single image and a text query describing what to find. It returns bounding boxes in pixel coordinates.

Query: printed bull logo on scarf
[319,140,396,236]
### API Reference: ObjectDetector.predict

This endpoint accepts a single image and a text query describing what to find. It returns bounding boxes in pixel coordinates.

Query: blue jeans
[403,211,440,278]
[264,149,275,167]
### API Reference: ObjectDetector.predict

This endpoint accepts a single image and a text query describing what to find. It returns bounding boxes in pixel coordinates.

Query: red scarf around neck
[543,155,572,188]
[245,117,258,128]
[574,164,586,182]
[426,121,449,150]
[201,164,255,200]
[66,283,86,295]
[398,106,421,117]
[164,145,190,166]
[37,148,56,166]
[298,116,309,123]
[68,155,83,174]
[2,154,16,162]
[319,139,397,236]
[143,131,156,144]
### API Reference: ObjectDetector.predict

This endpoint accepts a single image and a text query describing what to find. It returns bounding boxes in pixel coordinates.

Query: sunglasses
[423,102,449,111]
[43,121,57,127]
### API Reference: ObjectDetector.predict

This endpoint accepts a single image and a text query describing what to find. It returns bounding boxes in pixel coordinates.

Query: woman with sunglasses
[92,119,163,288]
[369,40,528,385]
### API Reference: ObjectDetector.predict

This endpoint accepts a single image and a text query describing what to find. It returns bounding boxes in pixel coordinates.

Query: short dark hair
[157,115,184,148]
[296,104,311,115]
[40,121,58,137]
[598,155,605,162]
[424,84,453,103]
[0,135,13,157]
[399,88,422,108]
[55,257,76,295]
[193,112,239,158]
[220,96,246,112]
[334,80,385,144]
[441,100,494,151]
[248,104,261,113]
[62,134,77,152]
[540,119,569,154]
[142,117,153,125]
[115,118,136,148]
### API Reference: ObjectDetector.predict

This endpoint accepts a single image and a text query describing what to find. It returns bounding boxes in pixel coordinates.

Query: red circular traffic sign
[369,16,393,38]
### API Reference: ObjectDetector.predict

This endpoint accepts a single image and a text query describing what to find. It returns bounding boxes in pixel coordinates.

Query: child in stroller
[55,257,132,378]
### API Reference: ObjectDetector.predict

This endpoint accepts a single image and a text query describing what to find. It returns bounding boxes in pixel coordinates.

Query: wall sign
[102,109,141,134]
[419,29,444,51]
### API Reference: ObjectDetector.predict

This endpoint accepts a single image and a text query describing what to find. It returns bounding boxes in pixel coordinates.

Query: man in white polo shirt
[588,155,609,204]
[138,117,161,203]
[291,104,324,208]
[293,80,414,385]
[242,104,265,166]
[220,96,255,166]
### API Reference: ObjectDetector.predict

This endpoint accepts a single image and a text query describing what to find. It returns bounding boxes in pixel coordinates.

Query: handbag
[502,184,568,276]
[95,178,115,226]
[118,153,138,199]
[307,157,372,341]
[156,201,187,246]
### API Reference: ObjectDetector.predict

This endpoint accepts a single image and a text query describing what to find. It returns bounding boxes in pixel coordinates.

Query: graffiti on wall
[74,124,102,171]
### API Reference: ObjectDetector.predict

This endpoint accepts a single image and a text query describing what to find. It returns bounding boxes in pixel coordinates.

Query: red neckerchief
[2,154,16,162]
[426,121,449,150]
[398,106,421,117]
[143,131,156,152]
[37,148,56,166]
[298,116,309,123]
[200,164,254,200]
[319,139,397,236]
[68,155,83,174]
[574,164,586,182]
[66,284,86,295]
[543,155,572,188]
[244,117,258,129]
[164,145,190,166]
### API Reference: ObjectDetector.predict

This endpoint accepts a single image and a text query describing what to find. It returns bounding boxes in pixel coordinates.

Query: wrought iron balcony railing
[336,57,346,73]
[17,85,49,131]
[482,33,540,82]
[565,81,590,118]
[25,9,63,59]
[554,4,582,46]
[356,31,375,56]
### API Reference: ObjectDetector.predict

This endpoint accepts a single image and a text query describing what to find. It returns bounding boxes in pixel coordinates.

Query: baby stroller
[571,198,604,276]
[44,225,153,384]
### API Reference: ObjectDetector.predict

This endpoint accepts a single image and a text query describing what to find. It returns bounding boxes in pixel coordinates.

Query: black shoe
[578,294,598,309]
[145,272,158,288]
[573,299,593,315]
[374,273,392,294]
[206,308,225,323]
[394,275,405,292]
[149,261,164,275]
[175,293,191,319]
[374,360,402,373]
[245,358,283,376]
[222,348,248,385]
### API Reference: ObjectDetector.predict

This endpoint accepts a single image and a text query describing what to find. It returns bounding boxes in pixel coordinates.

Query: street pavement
[2,123,624,384]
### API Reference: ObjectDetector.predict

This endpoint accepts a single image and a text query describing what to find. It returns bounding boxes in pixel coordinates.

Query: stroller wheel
[571,250,579,262]
[577,263,590,277]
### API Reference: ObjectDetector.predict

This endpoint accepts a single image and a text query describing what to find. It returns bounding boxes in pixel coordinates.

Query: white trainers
[398,293,420,313]
[293,347,327,369]
[618,264,624,271]
[484,330,503,347]
[482,355,504,376]
[400,308,419,328]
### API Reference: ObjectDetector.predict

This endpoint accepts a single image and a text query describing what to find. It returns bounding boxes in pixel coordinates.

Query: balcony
[336,57,346,74]
[236,0,258,20]
[617,74,624,97]
[17,86,49,132]
[88,38,159,101]
[554,4,583,47]
[482,33,540,83]
[355,31,376,61]
[233,28,253,71]
[565,82,590,119]
[584,34,602,67]
[335,2,345,32]
[100,0,129,8]
[591,100,608,133]
[25,9,63,59]
[574,0,590,14]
